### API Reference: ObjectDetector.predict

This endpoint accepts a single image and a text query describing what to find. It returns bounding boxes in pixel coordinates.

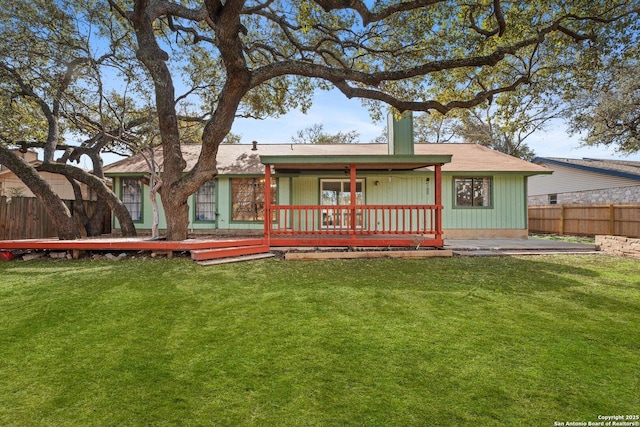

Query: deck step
[190,244,271,261]
[196,253,275,266]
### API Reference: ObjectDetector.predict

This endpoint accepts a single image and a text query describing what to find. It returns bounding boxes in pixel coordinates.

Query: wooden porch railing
[262,163,445,247]
[268,204,440,236]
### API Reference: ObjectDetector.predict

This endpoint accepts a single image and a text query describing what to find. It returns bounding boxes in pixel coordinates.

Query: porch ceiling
[259,154,452,173]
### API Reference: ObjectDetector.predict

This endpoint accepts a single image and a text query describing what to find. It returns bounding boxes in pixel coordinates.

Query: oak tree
[292,124,359,144]
[566,59,640,154]
[0,0,142,238]
[107,0,639,240]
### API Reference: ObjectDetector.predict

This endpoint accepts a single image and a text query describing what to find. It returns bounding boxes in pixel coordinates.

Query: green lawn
[1,255,638,426]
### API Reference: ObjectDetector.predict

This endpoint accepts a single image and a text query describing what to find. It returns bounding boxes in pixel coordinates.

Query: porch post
[350,163,356,237]
[264,164,272,245]
[434,163,443,244]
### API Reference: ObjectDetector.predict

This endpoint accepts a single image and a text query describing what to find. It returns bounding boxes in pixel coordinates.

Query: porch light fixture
[374,180,380,186]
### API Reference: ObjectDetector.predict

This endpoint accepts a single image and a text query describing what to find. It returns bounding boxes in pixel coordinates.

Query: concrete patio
[445,238,598,256]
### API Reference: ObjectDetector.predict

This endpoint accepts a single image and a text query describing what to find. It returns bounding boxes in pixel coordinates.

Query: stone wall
[528,185,640,206]
[595,235,640,259]
[528,194,551,205]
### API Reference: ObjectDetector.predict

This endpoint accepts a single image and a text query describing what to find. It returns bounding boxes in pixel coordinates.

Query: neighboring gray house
[528,157,640,205]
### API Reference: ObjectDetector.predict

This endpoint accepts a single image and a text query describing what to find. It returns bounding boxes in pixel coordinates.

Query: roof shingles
[104,143,549,175]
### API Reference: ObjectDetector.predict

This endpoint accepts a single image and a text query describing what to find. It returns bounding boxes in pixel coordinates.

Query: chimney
[251,140,258,151]
[387,112,414,155]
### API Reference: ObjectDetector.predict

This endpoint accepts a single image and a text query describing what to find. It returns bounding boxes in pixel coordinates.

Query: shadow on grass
[279,256,603,295]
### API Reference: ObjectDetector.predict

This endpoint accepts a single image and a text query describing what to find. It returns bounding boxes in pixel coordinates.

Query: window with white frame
[320,179,364,228]
[122,178,143,221]
[195,180,216,222]
[454,177,492,207]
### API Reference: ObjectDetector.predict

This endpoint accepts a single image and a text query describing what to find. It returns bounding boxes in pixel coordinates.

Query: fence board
[528,204,640,238]
[0,196,111,239]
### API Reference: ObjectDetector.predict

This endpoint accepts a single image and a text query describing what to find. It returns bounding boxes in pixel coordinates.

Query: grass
[529,233,596,244]
[0,255,638,426]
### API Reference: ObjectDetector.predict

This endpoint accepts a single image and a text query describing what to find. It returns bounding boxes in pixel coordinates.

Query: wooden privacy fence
[0,196,111,240]
[528,204,640,238]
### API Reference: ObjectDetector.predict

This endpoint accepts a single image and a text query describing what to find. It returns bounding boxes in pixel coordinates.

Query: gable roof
[532,157,640,181]
[104,143,549,176]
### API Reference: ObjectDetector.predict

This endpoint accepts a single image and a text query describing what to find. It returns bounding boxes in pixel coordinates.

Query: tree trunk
[133,3,193,240]
[85,199,109,236]
[132,1,248,240]
[64,152,111,237]
[38,162,137,237]
[0,147,80,239]
[160,188,190,240]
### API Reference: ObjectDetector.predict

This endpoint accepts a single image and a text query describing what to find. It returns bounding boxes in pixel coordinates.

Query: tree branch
[332,76,530,115]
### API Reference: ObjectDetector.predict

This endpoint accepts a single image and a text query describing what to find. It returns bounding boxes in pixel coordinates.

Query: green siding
[292,176,318,205]
[278,177,291,206]
[365,175,431,205]
[111,171,529,233]
[288,173,432,206]
[442,174,527,229]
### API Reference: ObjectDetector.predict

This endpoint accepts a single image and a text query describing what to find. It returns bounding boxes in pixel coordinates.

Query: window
[231,177,276,221]
[549,194,557,205]
[122,178,143,221]
[195,180,216,222]
[454,177,492,207]
[320,179,364,228]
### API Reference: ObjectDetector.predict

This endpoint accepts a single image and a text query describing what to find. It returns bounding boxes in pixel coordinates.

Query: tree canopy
[103,0,640,240]
[0,0,147,238]
[2,0,639,240]
[566,59,640,154]
[292,123,359,144]
[410,86,561,160]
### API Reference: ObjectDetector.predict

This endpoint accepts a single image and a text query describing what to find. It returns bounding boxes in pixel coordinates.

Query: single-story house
[104,135,549,247]
[0,149,96,201]
[528,157,640,205]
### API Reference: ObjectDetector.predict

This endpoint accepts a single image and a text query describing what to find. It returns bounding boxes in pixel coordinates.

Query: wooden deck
[0,234,442,262]
[0,237,265,253]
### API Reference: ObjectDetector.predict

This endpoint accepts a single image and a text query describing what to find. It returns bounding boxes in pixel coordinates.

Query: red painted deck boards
[190,245,271,261]
[0,237,265,252]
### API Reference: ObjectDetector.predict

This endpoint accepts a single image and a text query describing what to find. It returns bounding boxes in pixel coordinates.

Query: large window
[231,178,276,221]
[195,180,216,222]
[320,179,364,228]
[454,177,492,207]
[122,178,143,221]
